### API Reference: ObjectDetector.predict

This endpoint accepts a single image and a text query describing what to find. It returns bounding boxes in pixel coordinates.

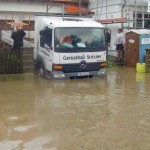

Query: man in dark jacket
[11,26,26,49]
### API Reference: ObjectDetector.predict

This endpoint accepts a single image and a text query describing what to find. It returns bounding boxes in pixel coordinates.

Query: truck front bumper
[49,68,106,79]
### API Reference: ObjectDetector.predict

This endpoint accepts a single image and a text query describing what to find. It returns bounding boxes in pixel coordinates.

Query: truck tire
[38,62,46,77]
[35,60,46,77]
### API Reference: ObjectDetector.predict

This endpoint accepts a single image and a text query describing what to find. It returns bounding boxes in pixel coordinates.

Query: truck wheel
[38,62,46,77]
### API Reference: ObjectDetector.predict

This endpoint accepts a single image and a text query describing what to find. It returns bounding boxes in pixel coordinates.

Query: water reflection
[0,68,150,150]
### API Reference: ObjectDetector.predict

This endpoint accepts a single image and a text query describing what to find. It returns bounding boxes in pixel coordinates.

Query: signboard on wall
[141,38,150,44]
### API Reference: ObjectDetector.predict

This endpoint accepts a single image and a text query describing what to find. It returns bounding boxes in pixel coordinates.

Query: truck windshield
[54,27,105,52]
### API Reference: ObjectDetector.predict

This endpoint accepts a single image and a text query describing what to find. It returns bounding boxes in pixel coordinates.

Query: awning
[97,17,126,24]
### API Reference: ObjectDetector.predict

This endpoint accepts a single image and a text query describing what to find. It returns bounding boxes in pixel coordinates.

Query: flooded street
[0,67,150,150]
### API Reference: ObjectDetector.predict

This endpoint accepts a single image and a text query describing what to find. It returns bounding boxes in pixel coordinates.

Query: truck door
[39,26,53,70]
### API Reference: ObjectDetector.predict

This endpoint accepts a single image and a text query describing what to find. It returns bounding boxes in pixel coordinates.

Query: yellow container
[136,63,146,73]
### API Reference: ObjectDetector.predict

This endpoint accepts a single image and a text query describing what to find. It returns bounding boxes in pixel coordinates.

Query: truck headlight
[53,73,65,79]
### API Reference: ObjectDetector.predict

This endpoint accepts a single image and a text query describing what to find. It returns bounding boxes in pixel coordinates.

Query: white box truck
[34,15,107,79]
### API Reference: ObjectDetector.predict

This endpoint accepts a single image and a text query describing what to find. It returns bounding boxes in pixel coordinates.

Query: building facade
[90,0,150,53]
[0,0,90,37]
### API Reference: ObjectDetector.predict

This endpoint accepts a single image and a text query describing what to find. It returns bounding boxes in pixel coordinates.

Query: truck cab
[34,16,107,79]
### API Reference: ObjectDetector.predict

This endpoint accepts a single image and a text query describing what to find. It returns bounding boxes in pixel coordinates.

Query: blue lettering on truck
[63,54,102,60]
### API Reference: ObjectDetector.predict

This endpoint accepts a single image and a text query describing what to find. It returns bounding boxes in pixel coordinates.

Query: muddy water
[0,67,150,150]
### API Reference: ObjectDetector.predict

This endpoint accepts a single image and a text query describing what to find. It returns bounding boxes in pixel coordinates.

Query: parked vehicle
[34,15,107,79]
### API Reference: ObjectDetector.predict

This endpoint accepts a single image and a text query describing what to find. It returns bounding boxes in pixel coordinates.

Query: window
[23,20,35,31]
[0,20,14,30]
[55,27,105,52]
[40,26,52,48]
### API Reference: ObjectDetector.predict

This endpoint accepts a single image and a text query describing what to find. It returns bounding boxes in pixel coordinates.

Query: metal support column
[134,0,137,29]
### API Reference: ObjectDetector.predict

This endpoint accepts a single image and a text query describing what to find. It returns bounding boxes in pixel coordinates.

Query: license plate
[77,72,89,76]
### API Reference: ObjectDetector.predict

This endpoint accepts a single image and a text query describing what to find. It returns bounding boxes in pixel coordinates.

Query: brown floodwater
[0,67,150,150]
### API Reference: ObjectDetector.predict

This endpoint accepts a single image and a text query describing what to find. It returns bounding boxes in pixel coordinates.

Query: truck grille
[62,62,100,73]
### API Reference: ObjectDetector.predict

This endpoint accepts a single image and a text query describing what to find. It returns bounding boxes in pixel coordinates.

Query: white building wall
[90,0,149,54]
[90,0,123,20]
[127,0,148,6]
[0,1,63,13]
[0,1,64,38]
[0,1,64,21]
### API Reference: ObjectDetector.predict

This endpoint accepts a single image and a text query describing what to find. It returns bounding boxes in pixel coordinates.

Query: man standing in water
[11,26,26,50]
[114,28,125,62]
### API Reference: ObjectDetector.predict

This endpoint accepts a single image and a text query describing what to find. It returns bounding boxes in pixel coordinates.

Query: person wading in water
[114,28,125,62]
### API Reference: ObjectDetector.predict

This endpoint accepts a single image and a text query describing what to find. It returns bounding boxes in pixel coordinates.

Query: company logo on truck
[80,60,87,68]
[63,54,102,60]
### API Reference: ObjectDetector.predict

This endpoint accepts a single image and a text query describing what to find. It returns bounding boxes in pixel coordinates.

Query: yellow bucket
[136,63,146,73]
